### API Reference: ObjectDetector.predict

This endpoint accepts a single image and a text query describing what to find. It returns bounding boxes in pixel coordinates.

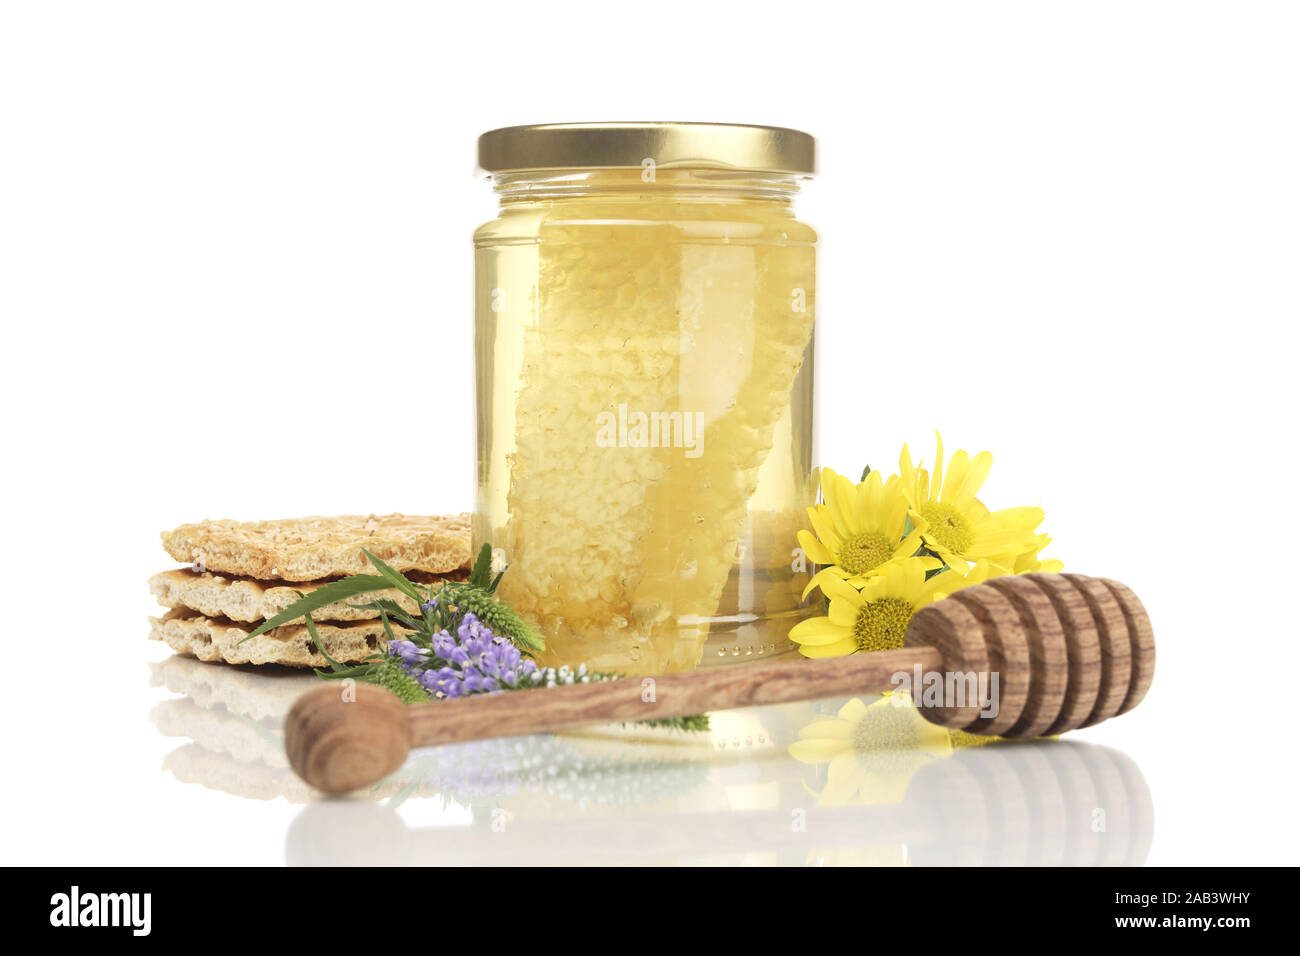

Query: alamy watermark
[890,665,1000,719]
[49,886,151,936]
[595,403,704,458]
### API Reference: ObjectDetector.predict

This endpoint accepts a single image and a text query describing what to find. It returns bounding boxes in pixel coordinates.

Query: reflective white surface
[2,599,1293,867]
[144,653,1155,866]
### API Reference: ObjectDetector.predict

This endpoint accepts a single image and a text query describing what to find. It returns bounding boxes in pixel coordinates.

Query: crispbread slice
[149,609,410,668]
[148,567,444,623]
[160,513,472,582]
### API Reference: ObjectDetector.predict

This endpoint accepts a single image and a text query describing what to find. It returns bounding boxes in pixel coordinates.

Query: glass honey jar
[474,122,817,674]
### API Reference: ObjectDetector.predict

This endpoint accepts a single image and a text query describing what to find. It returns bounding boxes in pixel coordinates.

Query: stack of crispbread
[149,513,472,667]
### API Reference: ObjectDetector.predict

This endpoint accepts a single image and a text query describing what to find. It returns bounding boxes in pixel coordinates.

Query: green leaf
[468,542,493,589]
[350,598,420,630]
[312,657,428,704]
[362,549,424,601]
[860,464,872,482]
[241,574,394,640]
[924,564,952,581]
[315,661,382,680]
[377,609,397,645]
[302,616,346,672]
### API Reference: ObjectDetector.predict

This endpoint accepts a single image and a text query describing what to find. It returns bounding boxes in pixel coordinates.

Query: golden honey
[474,124,818,674]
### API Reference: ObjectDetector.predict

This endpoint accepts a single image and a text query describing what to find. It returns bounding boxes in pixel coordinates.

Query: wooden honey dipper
[285,572,1154,793]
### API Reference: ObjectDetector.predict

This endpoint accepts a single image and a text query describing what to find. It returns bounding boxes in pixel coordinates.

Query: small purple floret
[390,614,536,700]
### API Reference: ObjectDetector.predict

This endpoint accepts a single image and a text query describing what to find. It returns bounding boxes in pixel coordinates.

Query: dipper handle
[406,644,944,746]
[286,647,943,793]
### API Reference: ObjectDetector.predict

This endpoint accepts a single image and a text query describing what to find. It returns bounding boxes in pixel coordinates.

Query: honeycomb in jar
[498,207,814,673]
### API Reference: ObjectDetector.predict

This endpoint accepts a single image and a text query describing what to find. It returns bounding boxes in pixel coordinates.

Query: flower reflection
[790,692,996,805]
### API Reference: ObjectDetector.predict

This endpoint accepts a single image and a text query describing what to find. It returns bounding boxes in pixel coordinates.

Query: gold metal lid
[477,122,815,176]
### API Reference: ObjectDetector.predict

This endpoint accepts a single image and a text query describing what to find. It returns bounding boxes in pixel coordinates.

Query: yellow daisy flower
[898,433,1048,572]
[789,557,961,658]
[797,467,934,598]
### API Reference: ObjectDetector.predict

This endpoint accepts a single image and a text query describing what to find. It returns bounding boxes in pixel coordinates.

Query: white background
[1,0,1297,865]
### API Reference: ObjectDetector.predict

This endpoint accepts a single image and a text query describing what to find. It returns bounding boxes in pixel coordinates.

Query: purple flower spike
[409,613,538,699]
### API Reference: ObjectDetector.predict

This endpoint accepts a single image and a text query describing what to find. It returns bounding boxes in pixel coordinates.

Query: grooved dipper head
[904,573,1154,738]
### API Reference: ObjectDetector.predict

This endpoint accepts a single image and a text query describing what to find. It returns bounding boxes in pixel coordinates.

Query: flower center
[852,597,914,652]
[918,501,974,555]
[838,531,896,575]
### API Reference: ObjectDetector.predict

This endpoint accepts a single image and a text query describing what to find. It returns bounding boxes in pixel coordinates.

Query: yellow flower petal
[797,638,858,658]
[950,450,992,507]
[820,468,855,539]
[789,616,848,645]
[940,448,969,503]
[802,564,847,600]
[827,597,858,627]
[796,529,836,566]
[819,573,864,606]
[807,506,843,552]
[986,506,1046,530]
